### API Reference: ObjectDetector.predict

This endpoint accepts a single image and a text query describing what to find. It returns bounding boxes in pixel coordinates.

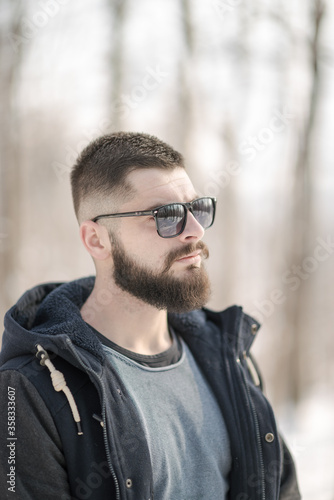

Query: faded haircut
[70,132,185,221]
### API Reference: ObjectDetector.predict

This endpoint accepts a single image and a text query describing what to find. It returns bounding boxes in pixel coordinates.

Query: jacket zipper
[239,358,266,500]
[65,338,121,500]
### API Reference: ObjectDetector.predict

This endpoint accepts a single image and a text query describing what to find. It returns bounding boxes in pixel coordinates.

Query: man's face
[108,167,211,312]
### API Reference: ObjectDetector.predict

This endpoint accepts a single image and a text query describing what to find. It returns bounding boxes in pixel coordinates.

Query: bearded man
[0,132,300,499]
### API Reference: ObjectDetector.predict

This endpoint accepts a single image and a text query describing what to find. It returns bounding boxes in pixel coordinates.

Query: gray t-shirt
[103,338,231,499]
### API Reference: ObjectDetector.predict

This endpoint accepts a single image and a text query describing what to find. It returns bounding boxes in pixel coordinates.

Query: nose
[178,210,205,242]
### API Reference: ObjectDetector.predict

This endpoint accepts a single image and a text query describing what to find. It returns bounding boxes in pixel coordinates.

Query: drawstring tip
[76,422,83,436]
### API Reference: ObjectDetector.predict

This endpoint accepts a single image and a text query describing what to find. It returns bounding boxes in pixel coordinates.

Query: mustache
[162,241,209,273]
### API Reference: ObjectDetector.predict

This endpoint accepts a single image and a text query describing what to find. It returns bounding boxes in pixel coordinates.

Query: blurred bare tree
[0,1,26,318]
[108,0,128,129]
[283,0,326,404]
[178,0,196,155]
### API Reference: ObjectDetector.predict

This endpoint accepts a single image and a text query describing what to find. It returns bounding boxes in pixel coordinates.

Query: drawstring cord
[36,344,83,435]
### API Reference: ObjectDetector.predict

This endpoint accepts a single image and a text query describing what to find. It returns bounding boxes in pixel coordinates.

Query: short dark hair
[70,132,184,219]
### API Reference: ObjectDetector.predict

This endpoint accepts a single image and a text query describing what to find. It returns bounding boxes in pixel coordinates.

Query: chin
[171,264,201,276]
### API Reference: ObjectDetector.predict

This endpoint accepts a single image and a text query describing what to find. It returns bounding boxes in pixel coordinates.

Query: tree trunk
[0,1,25,326]
[284,0,325,404]
[108,0,127,130]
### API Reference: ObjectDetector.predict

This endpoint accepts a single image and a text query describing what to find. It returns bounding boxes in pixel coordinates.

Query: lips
[163,242,209,273]
[176,251,201,262]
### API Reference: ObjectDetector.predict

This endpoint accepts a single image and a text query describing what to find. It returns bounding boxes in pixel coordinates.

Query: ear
[79,220,111,261]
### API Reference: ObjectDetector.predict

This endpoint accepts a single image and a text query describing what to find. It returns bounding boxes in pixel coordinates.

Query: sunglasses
[91,197,217,238]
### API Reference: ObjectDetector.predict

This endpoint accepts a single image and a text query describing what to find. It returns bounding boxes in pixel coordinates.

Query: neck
[81,275,171,355]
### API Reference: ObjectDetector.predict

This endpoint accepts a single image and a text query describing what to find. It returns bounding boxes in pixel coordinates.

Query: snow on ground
[279,388,334,499]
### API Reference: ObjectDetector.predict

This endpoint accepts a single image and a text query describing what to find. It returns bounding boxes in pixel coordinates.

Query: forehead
[123,167,197,208]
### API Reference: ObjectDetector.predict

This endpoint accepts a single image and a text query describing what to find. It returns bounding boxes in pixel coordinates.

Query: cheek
[117,219,174,269]
[137,243,168,270]
[119,217,156,245]
[119,230,167,269]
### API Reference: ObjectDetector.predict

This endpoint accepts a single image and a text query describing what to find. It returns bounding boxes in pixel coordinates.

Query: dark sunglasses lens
[156,204,185,237]
[192,198,214,228]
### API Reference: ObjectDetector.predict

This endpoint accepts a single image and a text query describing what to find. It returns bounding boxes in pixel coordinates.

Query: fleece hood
[1,277,106,368]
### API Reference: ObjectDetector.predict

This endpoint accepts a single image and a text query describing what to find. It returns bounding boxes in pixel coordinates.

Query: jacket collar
[2,277,260,368]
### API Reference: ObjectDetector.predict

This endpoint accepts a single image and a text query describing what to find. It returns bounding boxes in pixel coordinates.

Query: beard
[110,235,211,313]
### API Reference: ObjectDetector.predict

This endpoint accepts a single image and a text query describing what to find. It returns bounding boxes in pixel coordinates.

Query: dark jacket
[0,277,300,500]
